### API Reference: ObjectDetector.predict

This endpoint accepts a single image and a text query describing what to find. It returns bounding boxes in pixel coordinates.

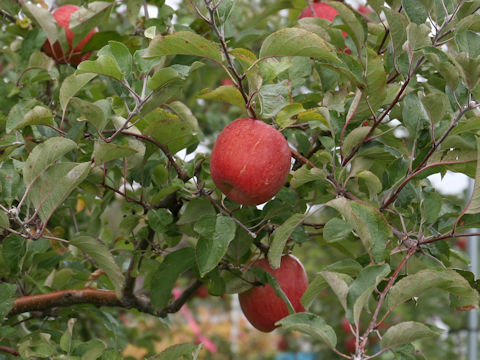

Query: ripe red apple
[221,78,234,86]
[195,285,209,298]
[238,254,308,332]
[298,2,340,22]
[341,318,351,333]
[456,237,468,251]
[210,118,291,206]
[42,5,98,66]
[346,336,356,353]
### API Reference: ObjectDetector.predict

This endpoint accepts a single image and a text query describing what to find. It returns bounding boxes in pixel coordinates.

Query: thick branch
[0,345,19,357]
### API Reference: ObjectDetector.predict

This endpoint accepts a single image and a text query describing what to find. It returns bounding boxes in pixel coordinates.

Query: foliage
[1,0,480,359]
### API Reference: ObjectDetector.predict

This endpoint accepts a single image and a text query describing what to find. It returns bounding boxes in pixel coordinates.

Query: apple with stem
[210,118,291,206]
[238,254,308,332]
[42,5,98,66]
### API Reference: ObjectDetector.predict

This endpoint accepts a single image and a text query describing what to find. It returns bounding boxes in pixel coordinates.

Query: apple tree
[0,0,480,359]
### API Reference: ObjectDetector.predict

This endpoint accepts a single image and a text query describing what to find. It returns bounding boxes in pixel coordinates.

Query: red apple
[346,336,356,353]
[358,5,371,15]
[341,318,351,333]
[42,5,98,66]
[210,118,291,206]
[456,237,468,251]
[298,2,340,22]
[195,285,209,298]
[221,78,234,86]
[238,254,308,332]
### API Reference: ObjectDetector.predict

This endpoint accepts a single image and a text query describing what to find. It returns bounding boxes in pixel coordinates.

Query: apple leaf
[276,312,337,349]
[387,269,479,311]
[77,55,124,81]
[149,343,202,360]
[346,264,391,326]
[145,31,223,63]
[13,106,54,130]
[319,271,352,311]
[196,216,236,277]
[177,198,216,225]
[466,137,480,214]
[141,105,199,154]
[0,211,8,229]
[70,235,125,298]
[69,1,113,48]
[401,0,428,24]
[60,73,98,112]
[342,126,371,156]
[93,142,138,164]
[22,3,59,43]
[148,209,174,234]
[268,213,306,269]
[70,97,108,133]
[301,276,327,310]
[328,1,366,51]
[326,197,391,262]
[0,283,16,320]
[276,103,305,129]
[384,9,408,56]
[150,247,196,309]
[2,234,26,273]
[381,321,443,349]
[250,266,295,314]
[97,41,133,77]
[290,166,326,189]
[198,85,246,110]
[259,28,339,63]
[147,67,180,91]
[323,218,352,243]
[6,100,38,133]
[23,137,77,185]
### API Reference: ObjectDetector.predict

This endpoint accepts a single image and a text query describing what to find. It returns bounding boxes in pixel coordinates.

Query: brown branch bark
[0,345,19,357]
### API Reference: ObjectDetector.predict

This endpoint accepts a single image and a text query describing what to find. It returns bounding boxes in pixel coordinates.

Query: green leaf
[402,0,428,24]
[420,92,448,124]
[77,55,124,80]
[127,0,143,26]
[196,216,236,277]
[177,198,216,225]
[2,234,26,273]
[328,1,366,52]
[22,3,59,43]
[6,99,37,133]
[346,264,391,326]
[147,67,180,91]
[71,235,125,298]
[259,28,339,63]
[384,9,408,55]
[319,271,351,310]
[323,218,352,243]
[142,104,199,154]
[19,333,55,359]
[13,106,54,130]
[97,41,133,76]
[268,213,306,269]
[150,247,196,309]
[422,191,442,224]
[148,209,174,233]
[276,103,305,129]
[23,137,77,185]
[69,2,113,48]
[93,142,138,164]
[0,283,16,319]
[381,321,443,349]
[198,85,246,109]
[276,312,337,349]
[60,318,76,353]
[290,166,326,189]
[145,31,223,63]
[326,197,391,262]
[70,97,108,132]
[60,73,98,112]
[28,50,55,71]
[149,343,202,360]
[355,170,383,198]
[342,127,371,158]
[466,137,480,214]
[258,82,290,118]
[0,211,8,228]
[387,269,479,311]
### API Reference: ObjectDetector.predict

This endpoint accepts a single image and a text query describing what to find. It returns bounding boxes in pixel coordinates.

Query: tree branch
[0,345,19,357]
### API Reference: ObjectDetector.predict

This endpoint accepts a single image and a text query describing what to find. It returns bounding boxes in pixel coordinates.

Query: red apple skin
[221,78,234,86]
[42,5,98,66]
[210,118,291,206]
[456,237,468,251]
[238,254,308,332]
[195,285,209,298]
[346,336,356,353]
[298,2,339,22]
[358,5,371,15]
[341,318,351,333]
